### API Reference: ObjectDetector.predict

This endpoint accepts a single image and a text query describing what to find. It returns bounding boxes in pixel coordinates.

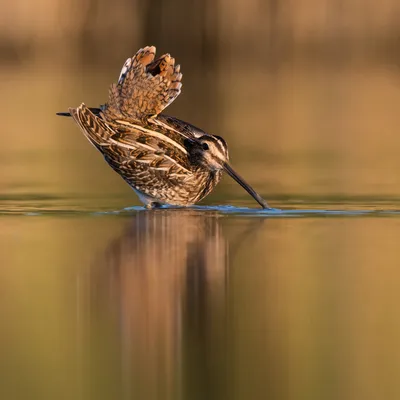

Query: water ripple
[0,205,397,218]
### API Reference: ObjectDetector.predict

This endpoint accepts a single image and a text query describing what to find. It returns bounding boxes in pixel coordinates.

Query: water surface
[2,56,400,400]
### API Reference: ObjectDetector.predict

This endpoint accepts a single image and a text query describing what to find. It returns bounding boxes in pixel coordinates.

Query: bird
[57,46,270,209]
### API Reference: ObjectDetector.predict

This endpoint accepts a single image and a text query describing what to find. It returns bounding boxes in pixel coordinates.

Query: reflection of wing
[103,46,183,122]
[87,211,227,398]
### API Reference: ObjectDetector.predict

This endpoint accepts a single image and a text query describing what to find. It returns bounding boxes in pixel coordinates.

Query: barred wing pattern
[69,104,217,204]
[103,46,183,122]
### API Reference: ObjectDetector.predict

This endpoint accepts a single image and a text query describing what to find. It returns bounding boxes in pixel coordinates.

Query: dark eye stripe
[198,134,228,157]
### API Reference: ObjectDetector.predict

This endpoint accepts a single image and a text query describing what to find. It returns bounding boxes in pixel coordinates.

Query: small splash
[119,204,400,218]
[2,198,400,217]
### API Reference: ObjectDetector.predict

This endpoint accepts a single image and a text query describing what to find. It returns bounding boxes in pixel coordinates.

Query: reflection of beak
[223,163,270,209]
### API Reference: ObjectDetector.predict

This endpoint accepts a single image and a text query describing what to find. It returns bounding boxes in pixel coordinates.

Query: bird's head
[190,135,229,171]
[187,134,270,209]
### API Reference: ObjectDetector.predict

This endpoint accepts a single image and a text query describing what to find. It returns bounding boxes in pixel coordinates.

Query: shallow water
[2,201,400,400]
[2,57,400,400]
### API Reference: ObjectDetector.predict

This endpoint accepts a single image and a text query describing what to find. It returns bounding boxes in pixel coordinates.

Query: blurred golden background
[2,0,400,203]
[1,2,400,400]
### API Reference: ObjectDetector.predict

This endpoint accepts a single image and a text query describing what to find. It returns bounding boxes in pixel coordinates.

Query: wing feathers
[68,104,192,176]
[102,46,183,122]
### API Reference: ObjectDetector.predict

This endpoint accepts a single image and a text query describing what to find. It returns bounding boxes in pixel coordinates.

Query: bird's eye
[202,143,209,151]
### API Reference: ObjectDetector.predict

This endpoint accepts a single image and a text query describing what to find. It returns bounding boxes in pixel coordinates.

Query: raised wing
[103,46,183,122]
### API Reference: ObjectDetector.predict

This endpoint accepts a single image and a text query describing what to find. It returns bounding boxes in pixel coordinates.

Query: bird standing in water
[58,46,269,209]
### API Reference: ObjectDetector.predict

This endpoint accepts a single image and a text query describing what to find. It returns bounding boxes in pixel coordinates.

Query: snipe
[58,46,269,209]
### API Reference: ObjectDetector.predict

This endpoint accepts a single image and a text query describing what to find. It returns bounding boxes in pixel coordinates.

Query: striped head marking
[190,135,229,171]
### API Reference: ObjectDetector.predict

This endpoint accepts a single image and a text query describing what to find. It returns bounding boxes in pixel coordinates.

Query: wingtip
[145,45,156,54]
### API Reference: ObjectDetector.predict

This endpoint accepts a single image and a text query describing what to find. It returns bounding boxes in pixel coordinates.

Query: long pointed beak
[223,163,270,209]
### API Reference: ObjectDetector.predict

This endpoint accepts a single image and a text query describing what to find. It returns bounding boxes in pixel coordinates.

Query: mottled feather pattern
[69,103,221,206]
[65,46,233,207]
[102,46,182,122]
[69,106,112,149]
[66,107,208,140]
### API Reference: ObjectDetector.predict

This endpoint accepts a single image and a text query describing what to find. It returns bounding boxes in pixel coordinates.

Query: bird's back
[70,104,221,206]
[67,46,222,206]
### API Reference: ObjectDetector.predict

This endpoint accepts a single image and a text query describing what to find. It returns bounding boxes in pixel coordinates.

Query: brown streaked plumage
[58,46,270,209]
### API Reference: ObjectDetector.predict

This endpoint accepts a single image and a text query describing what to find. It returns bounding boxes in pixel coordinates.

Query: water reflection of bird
[90,210,228,398]
[57,46,269,209]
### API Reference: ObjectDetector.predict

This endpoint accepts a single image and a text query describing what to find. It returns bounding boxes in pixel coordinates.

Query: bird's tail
[56,107,102,117]
[68,104,112,147]
[57,46,183,122]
